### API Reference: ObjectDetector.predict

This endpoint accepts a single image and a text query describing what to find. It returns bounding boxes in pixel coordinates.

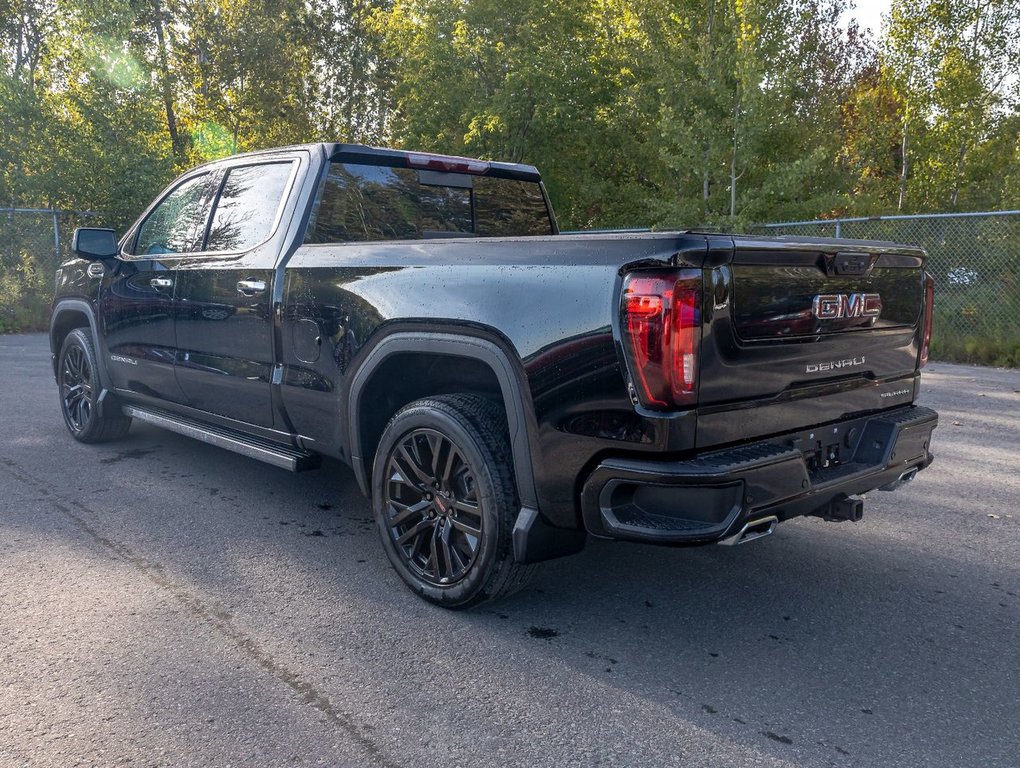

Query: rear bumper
[580,405,937,544]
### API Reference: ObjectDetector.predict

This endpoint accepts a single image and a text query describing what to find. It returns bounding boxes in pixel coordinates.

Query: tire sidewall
[372,402,506,607]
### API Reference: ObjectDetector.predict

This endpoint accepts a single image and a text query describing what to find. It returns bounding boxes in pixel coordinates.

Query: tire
[372,394,535,608]
[57,328,132,443]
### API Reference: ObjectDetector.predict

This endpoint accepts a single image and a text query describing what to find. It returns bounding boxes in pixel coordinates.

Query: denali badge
[880,388,910,399]
[812,293,882,320]
[110,354,137,366]
[806,356,865,373]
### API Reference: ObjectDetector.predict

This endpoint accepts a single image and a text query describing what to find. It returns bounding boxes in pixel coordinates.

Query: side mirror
[72,228,119,261]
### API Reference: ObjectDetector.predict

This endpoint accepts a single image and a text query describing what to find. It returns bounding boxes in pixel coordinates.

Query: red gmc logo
[812,293,882,320]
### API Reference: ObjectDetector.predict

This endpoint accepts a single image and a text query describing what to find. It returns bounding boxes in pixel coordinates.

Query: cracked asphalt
[1,332,1018,767]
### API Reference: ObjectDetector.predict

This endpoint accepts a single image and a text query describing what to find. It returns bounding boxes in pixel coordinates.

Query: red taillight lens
[621,270,701,409]
[920,272,934,367]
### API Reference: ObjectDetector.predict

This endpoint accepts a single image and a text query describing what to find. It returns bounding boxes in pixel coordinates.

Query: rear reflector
[920,272,934,367]
[621,270,701,409]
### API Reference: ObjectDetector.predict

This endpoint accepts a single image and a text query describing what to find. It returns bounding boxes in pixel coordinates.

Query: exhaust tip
[880,467,919,492]
[718,515,779,546]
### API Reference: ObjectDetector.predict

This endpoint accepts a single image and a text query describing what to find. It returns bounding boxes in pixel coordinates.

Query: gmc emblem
[812,293,882,320]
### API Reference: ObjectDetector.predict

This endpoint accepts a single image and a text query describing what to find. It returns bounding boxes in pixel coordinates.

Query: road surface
[1,333,1017,767]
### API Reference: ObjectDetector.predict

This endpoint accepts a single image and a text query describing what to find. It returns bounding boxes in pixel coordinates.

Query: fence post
[53,211,60,265]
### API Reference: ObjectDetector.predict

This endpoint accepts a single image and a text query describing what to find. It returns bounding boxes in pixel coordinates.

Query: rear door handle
[237,279,267,296]
[150,277,173,291]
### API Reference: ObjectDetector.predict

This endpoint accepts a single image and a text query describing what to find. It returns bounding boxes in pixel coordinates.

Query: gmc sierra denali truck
[50,143,938,607]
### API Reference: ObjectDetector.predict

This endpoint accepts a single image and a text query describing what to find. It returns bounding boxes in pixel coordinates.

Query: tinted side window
[134,174,210,255]
[205,163,293,252]
[306,163,553,243]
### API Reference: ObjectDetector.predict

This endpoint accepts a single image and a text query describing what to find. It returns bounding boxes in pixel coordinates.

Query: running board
[121,405,321,472]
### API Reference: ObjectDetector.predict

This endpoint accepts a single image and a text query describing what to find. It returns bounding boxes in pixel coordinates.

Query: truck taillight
[406,152,490,174]
[920,272,934,368]
[621,270,701,409]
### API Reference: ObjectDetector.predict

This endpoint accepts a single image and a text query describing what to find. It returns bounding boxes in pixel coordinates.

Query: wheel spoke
[426,527,441,578]
[388,465,419,493]
[449,516,481,538]
[397,444,432,487]
[389,499,429,527]
[407,525,429,562]
[448,539,468,572]
[452,498,480,516]
[64,350,78,379]
[438,440,457,485]
[72,349,85,379]
[396,518,434,547]
[437,526,459,580]
[425,433,442,475]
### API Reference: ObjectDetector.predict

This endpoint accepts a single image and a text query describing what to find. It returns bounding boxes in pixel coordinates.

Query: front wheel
[372,394,535,608]
[57,328,132,443]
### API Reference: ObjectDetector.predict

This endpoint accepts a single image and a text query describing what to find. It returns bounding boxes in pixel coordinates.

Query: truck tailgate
[697,236,926,445]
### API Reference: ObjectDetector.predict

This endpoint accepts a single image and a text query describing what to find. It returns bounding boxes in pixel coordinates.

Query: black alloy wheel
[372,394,535,608]
[383,427,485,585]
[61,342,93,432]
[57,328,132,443]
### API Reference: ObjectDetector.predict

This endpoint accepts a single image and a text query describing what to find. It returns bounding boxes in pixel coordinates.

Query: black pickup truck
[51,143,937,607]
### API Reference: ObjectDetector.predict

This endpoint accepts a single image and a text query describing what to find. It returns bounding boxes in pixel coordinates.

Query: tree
[883,0,1020,211]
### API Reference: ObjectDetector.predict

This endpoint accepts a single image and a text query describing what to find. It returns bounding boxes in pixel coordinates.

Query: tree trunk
[897,117,908,211]
[703,148,710,204]
[730,97,739,218]
[703,0,716,209]
[152,0,185,163]
[950,143,967,208]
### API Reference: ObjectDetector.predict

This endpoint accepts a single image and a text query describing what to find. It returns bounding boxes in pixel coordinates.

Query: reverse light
[920,272,934,367]
[621,270,702,409]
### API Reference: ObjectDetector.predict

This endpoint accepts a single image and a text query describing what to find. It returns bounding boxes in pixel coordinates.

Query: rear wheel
[372,394,534,608]
[58,328,132,443]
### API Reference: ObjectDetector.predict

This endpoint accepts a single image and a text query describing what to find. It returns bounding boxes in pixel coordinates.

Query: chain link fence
[2,206,1017,364]
[0,208,101,332]
[754,211,1020,366]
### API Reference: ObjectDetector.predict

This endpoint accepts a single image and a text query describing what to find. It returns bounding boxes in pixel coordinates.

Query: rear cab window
[306,162,554,243]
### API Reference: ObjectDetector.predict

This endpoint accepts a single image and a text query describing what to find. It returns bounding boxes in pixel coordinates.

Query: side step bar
[121,405,321,472]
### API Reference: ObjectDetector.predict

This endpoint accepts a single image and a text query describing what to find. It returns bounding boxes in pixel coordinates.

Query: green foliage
[0,0,1018,369]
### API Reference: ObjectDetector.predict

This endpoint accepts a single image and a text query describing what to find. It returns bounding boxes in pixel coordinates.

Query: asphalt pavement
[1,332,1017,768]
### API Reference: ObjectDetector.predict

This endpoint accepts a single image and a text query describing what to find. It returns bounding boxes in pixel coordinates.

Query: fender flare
[347,330,585,563]
[49,299,110,387]
[346,331,538,510]
[49,299,120,419]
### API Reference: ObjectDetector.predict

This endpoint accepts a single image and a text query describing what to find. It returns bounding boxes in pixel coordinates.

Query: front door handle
[237,279,267,296]
[150,277,173,291]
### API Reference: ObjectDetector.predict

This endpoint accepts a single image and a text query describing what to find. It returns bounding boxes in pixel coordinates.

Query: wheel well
[50,309,91,376]
[357,352,504,477]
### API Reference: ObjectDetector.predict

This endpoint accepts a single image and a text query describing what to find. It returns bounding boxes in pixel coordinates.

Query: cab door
[173,160,299,428]
[99,171,214,402]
